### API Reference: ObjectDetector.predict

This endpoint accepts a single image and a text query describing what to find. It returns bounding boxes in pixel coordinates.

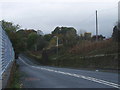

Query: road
[17,55,119,88]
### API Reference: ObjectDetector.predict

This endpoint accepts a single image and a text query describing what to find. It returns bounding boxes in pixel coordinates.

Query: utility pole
[96,10,98,41]
[56,28,59,57]
[56,36,58,56]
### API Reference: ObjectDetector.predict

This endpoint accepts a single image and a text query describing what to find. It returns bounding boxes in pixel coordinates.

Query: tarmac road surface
[17,55,119,88]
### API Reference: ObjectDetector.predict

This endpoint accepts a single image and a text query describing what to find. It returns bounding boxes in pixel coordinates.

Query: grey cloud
[1,1,118,37]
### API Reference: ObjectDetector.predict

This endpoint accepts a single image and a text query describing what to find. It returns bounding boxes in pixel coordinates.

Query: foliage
[44,34,53,41]
[1,20,20,33]
[16,29,37,51]
[52,27,78,47]
[52,27,61,34]
[1,20,21,54]
[49,54,118,69]
[10,64,21,88]
[69,39,118,55]
[112,26,120,42]
[37,35,48,50]
[27,32,48,51]
[48,37,57,48]
[1,20,118,70]
[27,33,38,51]
[92,35,105,41]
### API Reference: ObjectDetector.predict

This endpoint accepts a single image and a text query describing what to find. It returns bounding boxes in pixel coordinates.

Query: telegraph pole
[96,10,98,41]
[56,36,58,56]
[56,28,59,66]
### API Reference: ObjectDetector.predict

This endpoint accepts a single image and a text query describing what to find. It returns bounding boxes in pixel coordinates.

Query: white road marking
[19,57,120,88]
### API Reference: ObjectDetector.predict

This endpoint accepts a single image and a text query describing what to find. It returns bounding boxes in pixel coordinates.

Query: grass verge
[10,64,21,88]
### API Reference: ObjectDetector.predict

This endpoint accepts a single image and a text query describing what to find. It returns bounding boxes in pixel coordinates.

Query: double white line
[19,57,120,88]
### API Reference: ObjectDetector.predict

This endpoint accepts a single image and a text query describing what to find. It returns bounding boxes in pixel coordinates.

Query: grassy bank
[24,51,42,64]
[25,50,119,70]
[10,64,21,88]
[24,40,119,70]
[49,54,119,69]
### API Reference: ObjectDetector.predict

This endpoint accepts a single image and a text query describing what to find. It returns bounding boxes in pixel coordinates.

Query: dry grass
[69,39,118,55]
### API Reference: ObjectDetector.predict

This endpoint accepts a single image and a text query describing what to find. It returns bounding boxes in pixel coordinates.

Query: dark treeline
[1,20,119,69]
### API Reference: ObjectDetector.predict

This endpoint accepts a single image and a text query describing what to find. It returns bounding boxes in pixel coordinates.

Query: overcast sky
[0,0,119,37]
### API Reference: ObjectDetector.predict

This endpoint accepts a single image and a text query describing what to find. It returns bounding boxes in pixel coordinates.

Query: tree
[112,26,120,42]
[17,29,37,39]
[52,27,77,47]
[52,27,61,35]
[27,32,48,51]
[44,34,53,42]
[16,29,37,51]
[27,33,38,51]
[118,22,120,29]
[1,20,21,56]
[1,20,20,34]
[92,35,105,41]
[65,28,77,46]
[37,35,48,50]
[48,37,57,48]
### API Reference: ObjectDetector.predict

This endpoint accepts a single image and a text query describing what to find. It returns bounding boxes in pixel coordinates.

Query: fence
[0,23,15,89]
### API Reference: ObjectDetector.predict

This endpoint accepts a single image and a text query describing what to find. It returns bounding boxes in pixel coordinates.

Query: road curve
[17,55,119,88]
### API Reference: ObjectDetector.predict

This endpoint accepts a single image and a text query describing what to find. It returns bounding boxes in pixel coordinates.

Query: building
[118,1,120,23]
[84,32,91,40]
[37,30,44,36]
